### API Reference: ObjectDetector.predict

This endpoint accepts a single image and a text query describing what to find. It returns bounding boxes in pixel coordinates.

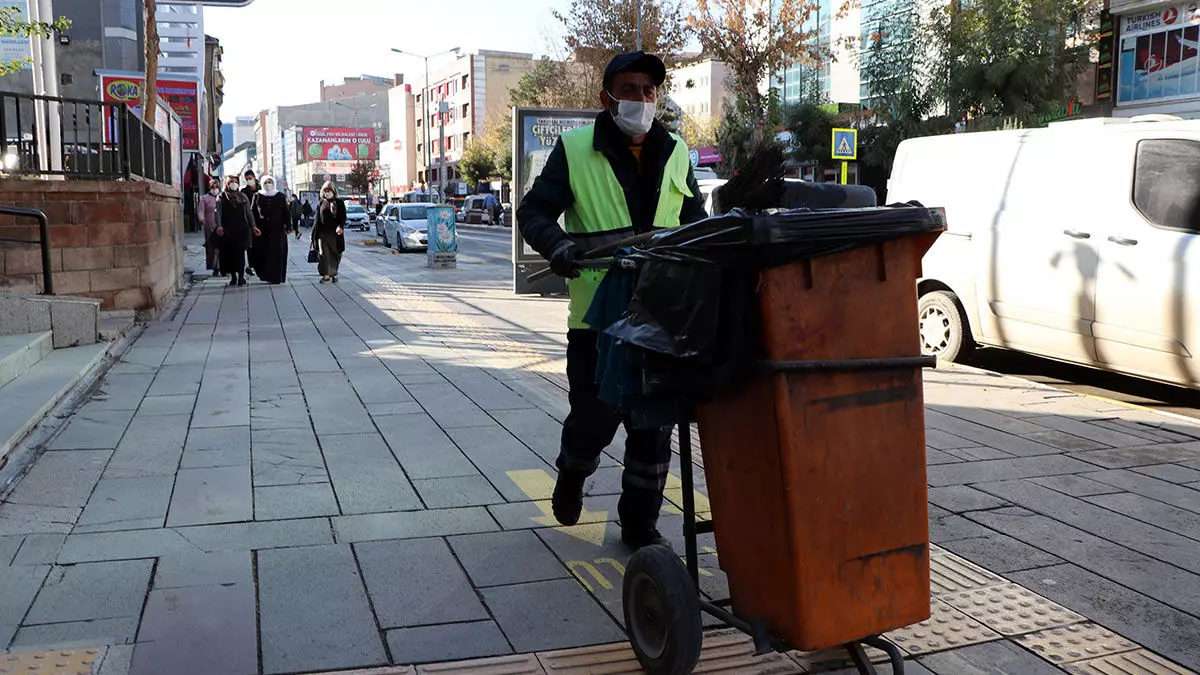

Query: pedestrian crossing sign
[832,128,858,160]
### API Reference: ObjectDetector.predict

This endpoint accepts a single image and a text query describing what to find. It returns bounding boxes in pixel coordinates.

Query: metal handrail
[0,90,173,183]
[0,207,53,295]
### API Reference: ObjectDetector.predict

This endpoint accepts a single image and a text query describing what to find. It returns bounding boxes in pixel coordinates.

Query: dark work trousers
[558,329,673,531]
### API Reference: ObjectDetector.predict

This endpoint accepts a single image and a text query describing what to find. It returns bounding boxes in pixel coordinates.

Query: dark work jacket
[516,111,708,262]
[315,197,347,253]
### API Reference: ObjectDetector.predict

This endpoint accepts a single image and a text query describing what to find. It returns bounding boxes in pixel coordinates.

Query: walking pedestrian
[516,51,707,551]
[199,179,222,276]
[242,170,261,277]
[301,198,314,230]
[313,181,346,284]
[289,193,303,239]
[215,176,255,287]
[252,176,290,284]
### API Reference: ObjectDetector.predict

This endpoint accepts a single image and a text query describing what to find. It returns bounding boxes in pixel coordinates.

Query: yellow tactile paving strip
[301,547,1195,675]
[0,648,99,675]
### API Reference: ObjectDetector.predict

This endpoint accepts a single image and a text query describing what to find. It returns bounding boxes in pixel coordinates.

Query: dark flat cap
[603,51,667,90]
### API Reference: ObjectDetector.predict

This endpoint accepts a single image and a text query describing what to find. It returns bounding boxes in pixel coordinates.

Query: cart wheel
[623,544,703,675]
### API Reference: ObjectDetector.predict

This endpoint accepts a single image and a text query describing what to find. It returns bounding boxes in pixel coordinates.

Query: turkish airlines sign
[1122,2,1200,38]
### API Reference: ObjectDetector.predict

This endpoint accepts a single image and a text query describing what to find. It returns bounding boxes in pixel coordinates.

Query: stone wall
[0,180,185,312]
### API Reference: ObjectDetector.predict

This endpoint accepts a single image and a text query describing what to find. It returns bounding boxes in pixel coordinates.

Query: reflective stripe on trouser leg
[618,425,672,529]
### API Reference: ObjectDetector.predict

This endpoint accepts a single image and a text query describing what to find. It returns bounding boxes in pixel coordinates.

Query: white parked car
[380,203,432,251]
[345,204,370,231]
[889,115,1200,388]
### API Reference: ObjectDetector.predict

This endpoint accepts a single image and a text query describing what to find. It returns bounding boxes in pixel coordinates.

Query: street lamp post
[635,0,642,51]
[391,46,460,199]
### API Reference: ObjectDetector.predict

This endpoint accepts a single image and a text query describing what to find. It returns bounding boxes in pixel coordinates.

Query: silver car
[381,203,432,251]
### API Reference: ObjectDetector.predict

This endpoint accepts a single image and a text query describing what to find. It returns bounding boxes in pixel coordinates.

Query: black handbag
[307,239,319,264]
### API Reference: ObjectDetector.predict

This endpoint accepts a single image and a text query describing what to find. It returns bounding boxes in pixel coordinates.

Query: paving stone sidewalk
[0,230,1197,674]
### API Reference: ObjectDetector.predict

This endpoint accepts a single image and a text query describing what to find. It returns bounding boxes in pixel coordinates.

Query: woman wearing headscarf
[313,181,346,283]
[215,175,255,287]
[252,175,290,284]
[199,179,222,276]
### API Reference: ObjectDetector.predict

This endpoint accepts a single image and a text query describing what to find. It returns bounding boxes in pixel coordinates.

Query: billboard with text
[298,127,377,162]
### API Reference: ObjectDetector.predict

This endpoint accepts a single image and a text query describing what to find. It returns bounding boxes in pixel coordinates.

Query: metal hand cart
[528,210,945,675]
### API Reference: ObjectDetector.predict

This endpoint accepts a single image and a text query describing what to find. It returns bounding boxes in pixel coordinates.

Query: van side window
[1134,139,1200,232]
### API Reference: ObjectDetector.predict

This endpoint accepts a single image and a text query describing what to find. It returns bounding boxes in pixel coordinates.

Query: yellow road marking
[507,469,610,545]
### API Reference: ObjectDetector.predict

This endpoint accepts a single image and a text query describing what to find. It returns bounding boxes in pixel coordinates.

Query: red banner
[100,74,200,151]
[299,127,377,162]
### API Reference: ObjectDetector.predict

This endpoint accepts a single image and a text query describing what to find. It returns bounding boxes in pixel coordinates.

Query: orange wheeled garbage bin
[695,231,940,651]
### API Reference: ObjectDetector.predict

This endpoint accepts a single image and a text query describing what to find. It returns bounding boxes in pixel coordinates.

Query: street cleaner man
[516,51,708,550]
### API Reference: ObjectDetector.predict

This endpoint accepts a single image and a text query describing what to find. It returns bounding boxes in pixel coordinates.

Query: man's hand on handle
[550,243,583,279]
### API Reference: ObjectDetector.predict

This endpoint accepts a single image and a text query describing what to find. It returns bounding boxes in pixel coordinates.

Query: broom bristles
[713,140,786,214]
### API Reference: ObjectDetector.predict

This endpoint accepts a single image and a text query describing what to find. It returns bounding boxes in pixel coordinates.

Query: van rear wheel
[919,290,974,363]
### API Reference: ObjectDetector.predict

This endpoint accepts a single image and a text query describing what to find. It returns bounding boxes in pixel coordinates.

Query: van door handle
[1063,229,1091,239]
[1108,236,1139,246]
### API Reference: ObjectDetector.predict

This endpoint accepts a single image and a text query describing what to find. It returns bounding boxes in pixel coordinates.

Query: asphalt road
[450,225,1200,420]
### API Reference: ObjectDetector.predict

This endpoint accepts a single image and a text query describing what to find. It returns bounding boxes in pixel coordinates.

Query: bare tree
[142,0,159,124]
[554,0,689,84]
[688,0,830,136]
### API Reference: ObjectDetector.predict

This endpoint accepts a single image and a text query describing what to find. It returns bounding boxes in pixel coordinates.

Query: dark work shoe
[622,526,672,551]
[551,470,587,526]
[236,276,246,287]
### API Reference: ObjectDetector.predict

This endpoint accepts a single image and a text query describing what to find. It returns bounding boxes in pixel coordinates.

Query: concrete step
[0,293,99,347]
[0,331,53,389]
[0,341,109,465]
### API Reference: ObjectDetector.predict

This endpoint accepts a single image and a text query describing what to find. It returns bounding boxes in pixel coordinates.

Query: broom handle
[525,230,657,283]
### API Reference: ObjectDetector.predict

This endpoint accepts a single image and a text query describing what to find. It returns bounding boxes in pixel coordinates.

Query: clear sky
[205,0,573,119]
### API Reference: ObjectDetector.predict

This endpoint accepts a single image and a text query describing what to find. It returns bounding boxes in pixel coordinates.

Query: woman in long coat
[252,176,290,284]
[215,176,255,287]
[199,179,221,275]
[313,181,346,283]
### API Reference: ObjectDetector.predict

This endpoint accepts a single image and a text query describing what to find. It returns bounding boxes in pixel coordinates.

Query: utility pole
[391,47,459,195]
[438,100,447,203]
[28,0,62,173]
[635,0,642,51]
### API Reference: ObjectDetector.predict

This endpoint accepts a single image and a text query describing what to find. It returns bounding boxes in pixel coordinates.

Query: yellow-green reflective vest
[560,124,693,330]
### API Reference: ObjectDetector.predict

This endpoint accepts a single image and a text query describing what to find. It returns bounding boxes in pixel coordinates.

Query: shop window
[1134,139,1200,232]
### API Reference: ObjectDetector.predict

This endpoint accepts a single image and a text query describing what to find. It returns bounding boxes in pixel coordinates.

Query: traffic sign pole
[831,128,858,185]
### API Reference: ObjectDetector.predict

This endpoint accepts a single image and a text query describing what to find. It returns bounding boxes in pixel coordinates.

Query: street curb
[940,360,1200,430]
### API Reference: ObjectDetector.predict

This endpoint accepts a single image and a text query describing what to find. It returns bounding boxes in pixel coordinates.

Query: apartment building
[157,2,204,78]
[411,50,535,189]
[322,75,399,102]
[776,0,865,108]
[668,58,731,120]
[0,0,145,98]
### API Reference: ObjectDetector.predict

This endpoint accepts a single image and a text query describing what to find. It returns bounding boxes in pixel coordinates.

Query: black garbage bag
[604,205,944,365]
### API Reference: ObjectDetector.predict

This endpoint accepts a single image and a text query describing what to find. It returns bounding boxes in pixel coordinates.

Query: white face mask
[608,94,656,137]
[322,190,334,199]
[262,181,277,196]
[209,188,219,196]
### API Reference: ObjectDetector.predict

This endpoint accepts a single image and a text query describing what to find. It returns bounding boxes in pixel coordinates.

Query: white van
[889,116,1200,388]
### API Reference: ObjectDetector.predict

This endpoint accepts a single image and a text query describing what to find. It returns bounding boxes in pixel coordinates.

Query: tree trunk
[143,0,158,124]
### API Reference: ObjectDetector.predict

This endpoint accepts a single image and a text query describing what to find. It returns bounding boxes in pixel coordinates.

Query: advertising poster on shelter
[511,108,599,295]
